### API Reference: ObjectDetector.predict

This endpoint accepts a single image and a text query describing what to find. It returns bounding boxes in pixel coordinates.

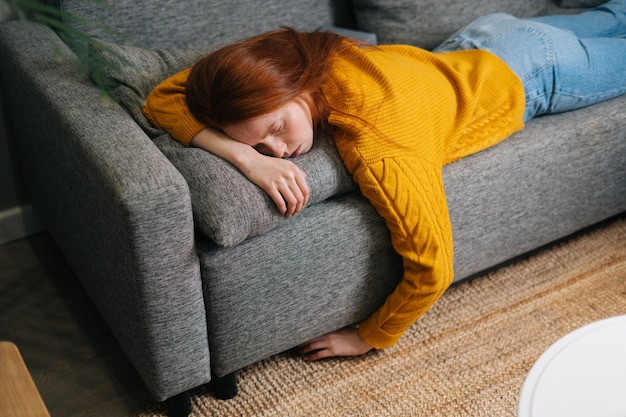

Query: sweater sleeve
[353,156,454,349]
[323,44,524,349]
[142,68,206,147]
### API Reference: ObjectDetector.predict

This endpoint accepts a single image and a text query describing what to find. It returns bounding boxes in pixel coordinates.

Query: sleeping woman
[143,1,626,360]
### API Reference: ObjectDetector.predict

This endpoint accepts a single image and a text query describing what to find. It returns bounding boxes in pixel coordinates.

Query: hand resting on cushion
[191,126,310,217]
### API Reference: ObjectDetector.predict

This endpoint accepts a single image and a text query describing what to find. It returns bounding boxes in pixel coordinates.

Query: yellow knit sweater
[321,44,525,348]
[143,42,525,349]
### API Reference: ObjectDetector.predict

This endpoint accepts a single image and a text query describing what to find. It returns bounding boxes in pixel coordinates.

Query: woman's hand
[240,154,310,217]
[299,327,374,361]
[191,127,310,217]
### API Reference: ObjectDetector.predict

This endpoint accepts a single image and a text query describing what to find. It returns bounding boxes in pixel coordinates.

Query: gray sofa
[1,0,624,415]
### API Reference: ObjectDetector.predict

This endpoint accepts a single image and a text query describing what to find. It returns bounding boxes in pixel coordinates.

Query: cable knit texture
[142,42,525,349]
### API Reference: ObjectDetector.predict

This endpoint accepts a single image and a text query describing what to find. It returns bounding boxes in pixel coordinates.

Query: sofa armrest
[0,21,210,400]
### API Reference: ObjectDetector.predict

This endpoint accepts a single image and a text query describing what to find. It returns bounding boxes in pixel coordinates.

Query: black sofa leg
[163,372,237,416]
[212,371,238,400]
[166,391,192,417]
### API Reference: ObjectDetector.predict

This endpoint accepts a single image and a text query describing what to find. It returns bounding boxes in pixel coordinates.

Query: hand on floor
[299,327,373,361]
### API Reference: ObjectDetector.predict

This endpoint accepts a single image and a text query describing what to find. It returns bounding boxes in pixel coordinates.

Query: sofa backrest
[45,0,357,49]
[352,0,567,49]
[47,0,603,50]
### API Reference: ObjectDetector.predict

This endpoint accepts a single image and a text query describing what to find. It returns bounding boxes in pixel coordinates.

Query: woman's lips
[290,145,302,158]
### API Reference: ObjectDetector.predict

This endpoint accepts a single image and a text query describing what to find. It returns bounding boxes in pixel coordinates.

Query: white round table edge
[518,315,626,417]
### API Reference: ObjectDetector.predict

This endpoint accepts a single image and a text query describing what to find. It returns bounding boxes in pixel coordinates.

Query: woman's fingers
[246,155,310,216]
[298,328,374,361]
[284,173,310,216]
[273,162,309,217]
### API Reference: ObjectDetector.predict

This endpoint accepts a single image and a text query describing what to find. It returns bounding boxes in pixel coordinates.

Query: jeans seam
[551,86,626,102]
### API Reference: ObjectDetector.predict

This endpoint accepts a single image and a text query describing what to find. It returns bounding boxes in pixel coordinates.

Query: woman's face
[222,97,314,158]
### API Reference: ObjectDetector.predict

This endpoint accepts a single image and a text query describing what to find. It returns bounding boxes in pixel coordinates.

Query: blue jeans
[434,0,626,121]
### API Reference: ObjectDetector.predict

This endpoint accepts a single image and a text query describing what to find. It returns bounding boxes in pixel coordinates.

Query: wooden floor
[0,232,154,417]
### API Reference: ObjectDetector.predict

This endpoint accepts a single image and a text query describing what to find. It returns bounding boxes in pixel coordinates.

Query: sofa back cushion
[46,0,356,48]
[353,0,565,50]
[555,0,606,7]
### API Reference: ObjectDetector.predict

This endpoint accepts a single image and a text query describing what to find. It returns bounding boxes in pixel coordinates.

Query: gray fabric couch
[1,0,624,414]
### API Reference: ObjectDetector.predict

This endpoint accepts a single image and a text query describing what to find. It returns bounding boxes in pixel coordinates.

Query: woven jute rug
[137,216,626,417]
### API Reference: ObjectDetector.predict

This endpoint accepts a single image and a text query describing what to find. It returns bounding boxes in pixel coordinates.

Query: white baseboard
[0,205,46,245]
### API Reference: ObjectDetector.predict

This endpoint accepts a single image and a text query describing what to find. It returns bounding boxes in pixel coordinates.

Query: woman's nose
[267,137,286,158]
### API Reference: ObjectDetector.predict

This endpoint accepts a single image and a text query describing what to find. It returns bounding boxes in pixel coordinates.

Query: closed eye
[270,122,283,136]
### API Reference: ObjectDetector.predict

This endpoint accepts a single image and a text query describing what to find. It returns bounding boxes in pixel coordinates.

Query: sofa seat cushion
[89,42,356,247]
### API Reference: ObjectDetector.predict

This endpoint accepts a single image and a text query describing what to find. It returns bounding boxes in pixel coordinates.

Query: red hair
[185,28,347,131]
